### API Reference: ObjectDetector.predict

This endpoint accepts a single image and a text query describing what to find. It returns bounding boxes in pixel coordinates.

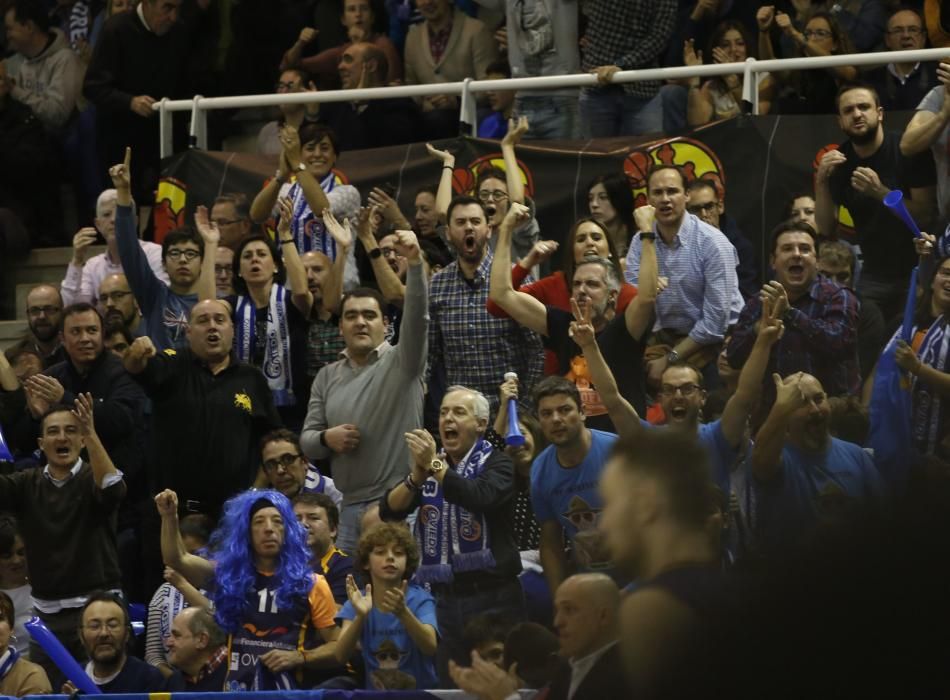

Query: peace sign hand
[568,297,597,349]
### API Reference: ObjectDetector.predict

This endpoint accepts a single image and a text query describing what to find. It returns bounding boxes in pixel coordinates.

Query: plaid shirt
[306,315,345,380]
[428,252,544,415]
[580,0,677,98]
[726,275,861,405]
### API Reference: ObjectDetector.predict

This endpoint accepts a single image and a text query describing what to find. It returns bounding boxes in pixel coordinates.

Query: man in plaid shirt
[580,0,677,137]
[428,196,544,418]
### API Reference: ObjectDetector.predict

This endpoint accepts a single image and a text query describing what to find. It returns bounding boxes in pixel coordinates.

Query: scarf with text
[235,284,294,406]
[415,438,495,584]
[913,315,950,456]
[288,173,338,257]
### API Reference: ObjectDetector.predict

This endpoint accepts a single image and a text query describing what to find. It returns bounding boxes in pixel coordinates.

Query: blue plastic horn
[0,424,12,462]
[504,372,525,448]
[883,189,922,239]
[25,617,102,694]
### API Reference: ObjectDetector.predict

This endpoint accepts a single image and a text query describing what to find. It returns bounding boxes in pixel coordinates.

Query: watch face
[430,459,444,472]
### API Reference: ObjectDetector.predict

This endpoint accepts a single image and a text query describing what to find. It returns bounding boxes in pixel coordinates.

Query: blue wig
[209,489,313,632]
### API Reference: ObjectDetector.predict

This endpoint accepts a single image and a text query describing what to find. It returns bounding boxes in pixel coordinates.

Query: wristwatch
[296,162,307,172]
[639,231,656,241]
[429,458,446,474]
[667,349,680,365]
[369,247,383,259]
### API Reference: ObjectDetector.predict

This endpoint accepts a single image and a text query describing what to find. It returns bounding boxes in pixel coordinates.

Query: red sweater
[486,267,638,374]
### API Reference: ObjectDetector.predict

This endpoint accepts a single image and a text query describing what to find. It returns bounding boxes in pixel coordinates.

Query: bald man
[450,573,630,698]
[124,299,282,517]
[99,274,144,337]
[750,372,884,551]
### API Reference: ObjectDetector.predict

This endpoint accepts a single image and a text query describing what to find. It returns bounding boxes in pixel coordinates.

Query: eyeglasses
[379,246,400,258]
[887,26,923,35]
[100,291,132,303]
[84,620,124,633]
[687,202,718,215]
[215,265,233,275]
[802,28,833,40]
[478,190,509,203]
[27,305,61,317]
[167,248,200,261]
[262,453,302,472]
[659,383,702,397]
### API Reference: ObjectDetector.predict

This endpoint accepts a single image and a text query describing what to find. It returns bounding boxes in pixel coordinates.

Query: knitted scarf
[415,438,495,584]
[235,284,294,406]
[913,315,950,456]
[288,172,338,257]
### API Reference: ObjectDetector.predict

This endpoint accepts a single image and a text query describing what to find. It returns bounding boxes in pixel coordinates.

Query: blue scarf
[912,315,950,456]
[234,284,294,406]
[0,648,19,681]
[415,438,496,584]
[288,172,338,256]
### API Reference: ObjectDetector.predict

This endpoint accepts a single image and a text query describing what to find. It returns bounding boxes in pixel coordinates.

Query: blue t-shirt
[530,429,617,571]
[337,584,439,690]
[754,437,884,550]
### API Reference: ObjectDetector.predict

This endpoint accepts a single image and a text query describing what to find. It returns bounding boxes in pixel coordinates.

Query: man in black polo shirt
[816,82,936,320]
[488,203,657,433]
[123,299,282,516]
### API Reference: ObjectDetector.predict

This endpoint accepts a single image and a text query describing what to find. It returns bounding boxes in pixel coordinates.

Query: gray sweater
[300,263,428,505]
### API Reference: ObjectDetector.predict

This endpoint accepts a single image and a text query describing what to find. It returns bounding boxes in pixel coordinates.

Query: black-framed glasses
[262,453,302,472]
[215,264,233,275]
[167,248,200,261]
[659,383,701,397]
[27,305,61,317]
[478,190,509,203]
[100,291,132,303]
[687,202,718,215]
[802,29,832,39]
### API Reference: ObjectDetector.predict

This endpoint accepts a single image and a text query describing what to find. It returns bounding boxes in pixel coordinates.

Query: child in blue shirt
[335,523,439,690]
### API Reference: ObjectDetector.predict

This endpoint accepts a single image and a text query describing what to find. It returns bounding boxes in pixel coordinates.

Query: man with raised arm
[489,202,657,432]
[300,230,428,555]
[110,148,217,350]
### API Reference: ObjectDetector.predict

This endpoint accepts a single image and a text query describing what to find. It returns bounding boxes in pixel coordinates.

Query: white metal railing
[155,47,950,157]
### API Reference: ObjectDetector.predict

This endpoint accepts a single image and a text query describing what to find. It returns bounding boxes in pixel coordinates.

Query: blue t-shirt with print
[754,437,884,550]
[530,429,617,571]
[337,584,439,690]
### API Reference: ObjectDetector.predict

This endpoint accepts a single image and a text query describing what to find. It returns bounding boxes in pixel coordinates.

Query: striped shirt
[625,213,743,345]
[580,0,677,98]
[428,252,544,415]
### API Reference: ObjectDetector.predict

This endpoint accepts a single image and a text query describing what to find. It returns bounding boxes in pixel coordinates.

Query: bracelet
[280,238,294,244]
[405,473,423,491]
[639,231,656,241]
[443,165,454,171]
[319,431,328,447]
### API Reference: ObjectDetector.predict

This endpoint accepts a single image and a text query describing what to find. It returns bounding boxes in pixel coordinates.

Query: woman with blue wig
[155,488,340,690]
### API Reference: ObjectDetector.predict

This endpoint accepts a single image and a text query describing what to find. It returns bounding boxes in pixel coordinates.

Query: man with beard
[11,285,66,367]
[624,166,743,389]
[301,250,344,385]
[429,196,543,417]
[490,203,656,431]
[817,83,936,320]
[61,189,167,307]
[529,377,618,594]
[727,221,860,414]
[73,592,164,693]
[123,299,281,517]
[98,274,144,337]
[750,372,885,552]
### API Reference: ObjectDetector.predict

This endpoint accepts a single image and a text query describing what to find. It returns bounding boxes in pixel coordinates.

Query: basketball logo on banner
[624,138,726,207]
[450,154,535,199]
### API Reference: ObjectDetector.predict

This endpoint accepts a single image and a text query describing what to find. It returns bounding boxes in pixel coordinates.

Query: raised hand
[404,428,437,470]
[23,381,49,419]
[503,202,531,230]
[760,281,790,320]
[756,5,775,31]
[377,580,408,617]
[367,187,403,223]
[279,125,302,167]
[71,227,99,266]
[25,374,65,406]
[392,230,421,263]
[757,297,785,345]
[322,210,353,249]
[71,392,96,437]
[501,115,529,147]
[712,46,734,65]
[426,142,455,167]
[154,489,179,519]
[194,205,220,245]
[297,27,318,45]
[816,149,846,183]
[163,566,186,589]
[498,375,519,406]
[775,11,795,35]
[773,372,806,411]
[634,204,656,232]
[357,205,379,242]
[346,574,373,617]
[109,147,132,191]
[568,297,597,349]
[915,231,936,258]
[123,336,156,375]
[277,196,294,239]
[850,167,887,200]
[522,239,559,269]
[683,39,703,67]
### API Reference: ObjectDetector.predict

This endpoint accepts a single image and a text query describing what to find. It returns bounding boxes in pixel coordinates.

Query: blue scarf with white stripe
[234,284,294,406]
[288,172,338,257]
